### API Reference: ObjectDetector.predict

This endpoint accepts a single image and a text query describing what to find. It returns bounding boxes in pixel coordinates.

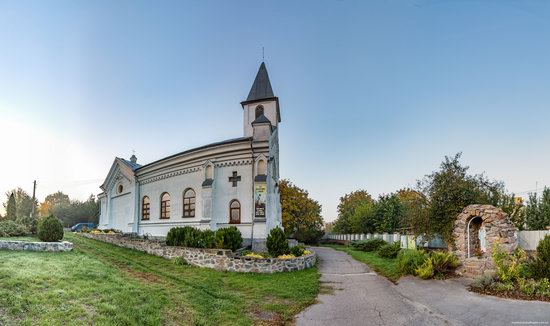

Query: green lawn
[323,244,402,282]
[0,233,320,326]
[0,236,40,242]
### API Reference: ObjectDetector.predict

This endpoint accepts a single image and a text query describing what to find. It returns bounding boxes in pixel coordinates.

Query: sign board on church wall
[255,182,267,217]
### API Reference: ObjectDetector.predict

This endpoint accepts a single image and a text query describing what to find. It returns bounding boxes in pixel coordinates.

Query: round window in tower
[117,184,123,194]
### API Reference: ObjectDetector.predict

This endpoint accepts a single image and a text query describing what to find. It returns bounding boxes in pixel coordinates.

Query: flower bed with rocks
[80,233,316,273]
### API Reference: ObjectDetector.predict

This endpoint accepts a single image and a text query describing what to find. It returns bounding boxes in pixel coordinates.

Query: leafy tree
[49,194,99,227]
[333,190,374,234]
[279,179,324,244]
[41,191,70,217]
[416,153,506,243]
[525,188,550,230]
[373,193,404,233]
[6,192,16,220]
[4,188,37,219]
[397,188,429,235]
[349,202,377,233]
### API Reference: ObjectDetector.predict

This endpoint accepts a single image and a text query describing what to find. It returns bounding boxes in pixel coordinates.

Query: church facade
[97,63,283,246]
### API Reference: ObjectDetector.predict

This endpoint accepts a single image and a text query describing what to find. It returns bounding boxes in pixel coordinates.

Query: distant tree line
[332,153,548,244]
[1,189,99,227]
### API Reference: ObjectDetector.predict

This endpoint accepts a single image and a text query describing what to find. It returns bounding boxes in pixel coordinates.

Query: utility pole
[31,180,36,217]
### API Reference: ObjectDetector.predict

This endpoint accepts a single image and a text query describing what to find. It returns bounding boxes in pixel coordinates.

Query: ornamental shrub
[351,238,387,252]
[397,249,427,275]
[493,243,529,284]
[215,226,242,251]
[415,257,434,279]
[17,216,38,235]
[290,245,305,257]
[429,251,460,276]
[166,227,185,246]
[377,242,401,258]
[199,230,216,249]
[0,220,29,237]
[414,251,459,279]
[266,227,289,257]
[166,227,218,249]
[529,235,550,280]
[37,215,64,242]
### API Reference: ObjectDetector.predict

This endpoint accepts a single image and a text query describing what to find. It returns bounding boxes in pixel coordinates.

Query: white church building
[98,62,283,246]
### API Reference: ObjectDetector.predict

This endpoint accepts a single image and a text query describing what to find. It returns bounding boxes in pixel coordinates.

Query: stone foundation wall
[0,240,73,252]
[80,233,316,273]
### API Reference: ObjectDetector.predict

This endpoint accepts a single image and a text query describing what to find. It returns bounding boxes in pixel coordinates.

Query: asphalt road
[295,247,550,326]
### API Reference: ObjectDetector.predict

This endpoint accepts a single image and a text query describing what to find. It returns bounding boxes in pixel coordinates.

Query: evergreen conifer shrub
[529,235,550,280]
[37,215,64,242]
[267,227,289,257]
[215,226,242,251]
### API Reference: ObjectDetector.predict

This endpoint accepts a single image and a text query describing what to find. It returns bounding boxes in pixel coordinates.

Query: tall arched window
[255,105,264,119]
[142,196,150,220]
[229,200,241,224]
[160,192,171,219]
[257,159,267,175]
[183,188,196,217]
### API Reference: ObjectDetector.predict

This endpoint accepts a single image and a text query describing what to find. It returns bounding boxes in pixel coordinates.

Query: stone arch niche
[450,204,518,277]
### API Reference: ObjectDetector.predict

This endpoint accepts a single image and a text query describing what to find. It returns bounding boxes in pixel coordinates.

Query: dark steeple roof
[246,62,274,101]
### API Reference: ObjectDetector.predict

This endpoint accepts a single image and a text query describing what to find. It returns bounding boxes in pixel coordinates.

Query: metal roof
[252,114,272,125]
[135,137,252,171]
[246,62,274,102]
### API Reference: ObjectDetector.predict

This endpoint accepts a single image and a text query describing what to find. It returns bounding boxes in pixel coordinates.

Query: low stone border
[0,240,73,252]
[80,233,316,273]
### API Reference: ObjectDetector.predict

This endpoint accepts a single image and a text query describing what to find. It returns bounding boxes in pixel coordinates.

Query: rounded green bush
[290,245,305,257]
[37,215,64,242]
[267,227,289,257]
[351,238,387,252]
[377,242,401,258]
[215,226,243,251]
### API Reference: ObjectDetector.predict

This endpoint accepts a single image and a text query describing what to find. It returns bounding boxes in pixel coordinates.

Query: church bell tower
[241,62,281,138]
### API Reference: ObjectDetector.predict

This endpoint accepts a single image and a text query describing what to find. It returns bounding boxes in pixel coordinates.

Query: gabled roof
[246,62,274,102]
[252,114,272,125]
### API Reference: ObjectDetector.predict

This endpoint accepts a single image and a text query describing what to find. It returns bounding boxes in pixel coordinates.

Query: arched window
[255,105,264,119]
[205,165,213,180]
[229,200,241,224]
[117,184,123,194]
[257,159,267,175]
[142,196,150,220]
[183,188,196,217]
[160,192,171,219]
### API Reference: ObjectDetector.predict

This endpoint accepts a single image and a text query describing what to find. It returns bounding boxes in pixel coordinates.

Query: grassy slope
[323,244,401,282]
[0,233,319,326]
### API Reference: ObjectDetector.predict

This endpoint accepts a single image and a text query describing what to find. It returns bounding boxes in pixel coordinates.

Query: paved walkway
[295,247,448,326]
[296,247,550,326]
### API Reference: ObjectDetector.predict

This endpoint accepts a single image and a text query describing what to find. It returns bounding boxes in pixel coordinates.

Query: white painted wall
[243,100,278,137]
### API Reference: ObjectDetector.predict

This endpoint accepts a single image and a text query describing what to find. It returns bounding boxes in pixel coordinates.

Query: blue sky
[1,0,550,220]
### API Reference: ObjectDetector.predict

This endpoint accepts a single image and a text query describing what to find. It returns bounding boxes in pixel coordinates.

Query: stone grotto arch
[450,204,518,277]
